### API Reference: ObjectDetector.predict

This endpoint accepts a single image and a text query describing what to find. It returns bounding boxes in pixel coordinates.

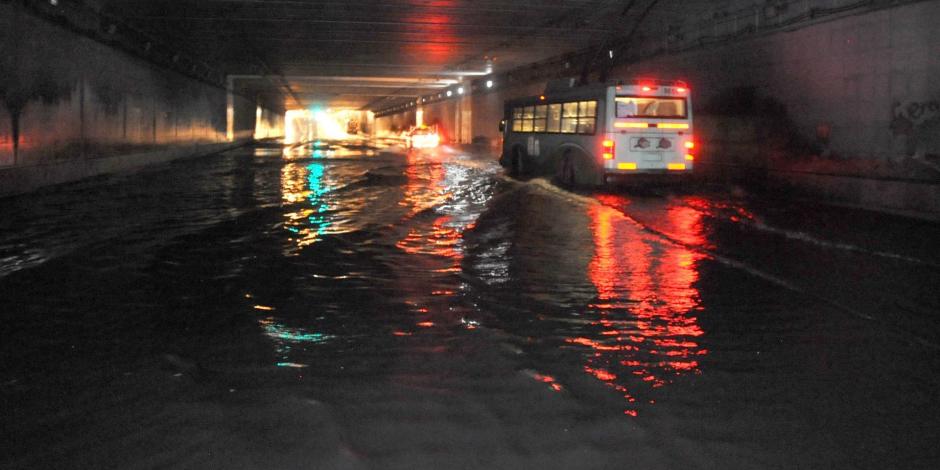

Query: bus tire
[556,154,576,187]
[556,150,601,188]
[510,147,527,177]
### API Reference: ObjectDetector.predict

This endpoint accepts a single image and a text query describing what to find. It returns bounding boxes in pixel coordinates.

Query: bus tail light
[602,139,615,159]
[615,122,649,129]
[685,154,695,161]
[684,140,695,150]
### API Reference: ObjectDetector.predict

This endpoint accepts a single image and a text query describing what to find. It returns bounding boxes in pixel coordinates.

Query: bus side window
[522,106,535,132]
[534,105,548,132]
[578,101,597,134]
[561,102,579,134]
[512,107,523,132]
[547,104,562,133]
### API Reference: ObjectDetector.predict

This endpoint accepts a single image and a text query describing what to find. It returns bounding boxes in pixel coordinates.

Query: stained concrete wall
[375,110,416,137]
[609,0,940,162]
[378,1,939,216]
[423,100,458,142]
[395,80,544,146]
[470,90,506,146]
[466,81,545,147]
[606,1,940,217]
[405,1,940,164]
[0,3,281,196]
[254,108,285,140]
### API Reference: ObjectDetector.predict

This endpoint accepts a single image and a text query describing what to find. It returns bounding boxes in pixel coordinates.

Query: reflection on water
[576,203,708,415]
[281,161,332,248]
[279,145,363,249]
[4,138,940,468]
[275,147,709,411]
[259,145,363,369]
[251,301,333,369]
[396,154,477,263]
[391,151,491,335]
[259,316,331,369]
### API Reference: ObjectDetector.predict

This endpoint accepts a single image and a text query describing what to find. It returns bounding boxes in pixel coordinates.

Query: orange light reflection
[576,203,708,415]
[394,152,476,330]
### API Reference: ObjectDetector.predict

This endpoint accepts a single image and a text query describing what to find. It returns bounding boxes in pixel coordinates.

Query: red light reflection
[393,152,474,332]
[395,156,461,261]
[575,203,708,415]
[400,12,459,64]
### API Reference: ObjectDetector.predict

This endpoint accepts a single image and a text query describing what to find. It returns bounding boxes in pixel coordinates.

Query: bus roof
[505,83,610,107]
[505,79,689,107]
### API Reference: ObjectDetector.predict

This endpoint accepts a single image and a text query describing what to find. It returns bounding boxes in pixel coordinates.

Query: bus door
[606,84,694,174]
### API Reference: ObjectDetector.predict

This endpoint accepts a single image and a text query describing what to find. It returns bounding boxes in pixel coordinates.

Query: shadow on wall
[695,86,809,188]
[0,64,76,165]
[700,86,811,158]
[696,87,940,187]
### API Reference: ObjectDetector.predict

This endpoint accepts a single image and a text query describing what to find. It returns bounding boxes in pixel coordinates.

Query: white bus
[499,79,695,186]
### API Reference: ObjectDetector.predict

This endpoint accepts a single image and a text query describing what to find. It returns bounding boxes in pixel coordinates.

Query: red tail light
[602,139,615,160]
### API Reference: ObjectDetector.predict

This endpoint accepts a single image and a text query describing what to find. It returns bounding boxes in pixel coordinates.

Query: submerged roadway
[2,140,939,469]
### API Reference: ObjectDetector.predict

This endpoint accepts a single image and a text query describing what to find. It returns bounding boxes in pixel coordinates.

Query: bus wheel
[511,148,526,177]
[557,154,576,187]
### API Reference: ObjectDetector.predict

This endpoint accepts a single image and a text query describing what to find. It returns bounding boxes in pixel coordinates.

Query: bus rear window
[616,97,687,119]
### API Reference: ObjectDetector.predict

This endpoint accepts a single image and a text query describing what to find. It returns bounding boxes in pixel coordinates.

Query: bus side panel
[499,103,513,168]
[501,91,609,175]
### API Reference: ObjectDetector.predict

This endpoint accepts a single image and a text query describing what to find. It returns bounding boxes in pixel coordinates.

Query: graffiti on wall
[890,100,940,158]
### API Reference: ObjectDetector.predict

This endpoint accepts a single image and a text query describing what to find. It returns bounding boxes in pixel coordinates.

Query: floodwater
[1,140,938,469]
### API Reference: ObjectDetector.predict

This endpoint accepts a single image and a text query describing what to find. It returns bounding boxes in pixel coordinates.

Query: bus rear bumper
[603,170,694,185]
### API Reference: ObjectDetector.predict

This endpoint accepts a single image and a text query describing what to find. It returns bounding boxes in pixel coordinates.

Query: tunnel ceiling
[98,0,705,111]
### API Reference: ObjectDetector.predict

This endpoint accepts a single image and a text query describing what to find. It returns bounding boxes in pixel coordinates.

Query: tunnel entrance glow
[284,110,312,145]
[284,109,366,145]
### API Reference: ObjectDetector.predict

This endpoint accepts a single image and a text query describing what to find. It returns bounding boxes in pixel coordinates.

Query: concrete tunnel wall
[604,0,940,215]
[0,3,283,197]
[378,1,940,216]
[375,80,543,145]
[608,0,940,162]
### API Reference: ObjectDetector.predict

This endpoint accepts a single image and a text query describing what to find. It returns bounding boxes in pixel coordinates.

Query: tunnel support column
[226,76,235,142]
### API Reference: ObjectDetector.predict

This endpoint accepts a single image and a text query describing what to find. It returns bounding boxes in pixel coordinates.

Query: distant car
[407,126,440,149]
